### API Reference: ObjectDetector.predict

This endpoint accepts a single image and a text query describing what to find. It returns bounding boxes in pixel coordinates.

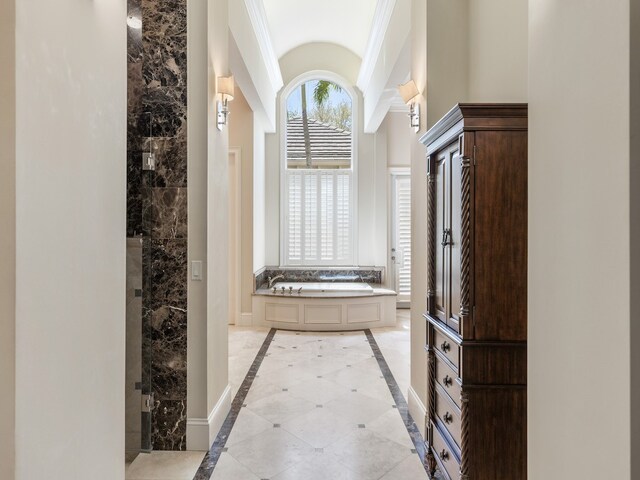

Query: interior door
[390,174,411,307]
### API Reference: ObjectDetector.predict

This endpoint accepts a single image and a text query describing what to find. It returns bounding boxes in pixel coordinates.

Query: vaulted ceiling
[261,0,378,59]
[230,0,411,132]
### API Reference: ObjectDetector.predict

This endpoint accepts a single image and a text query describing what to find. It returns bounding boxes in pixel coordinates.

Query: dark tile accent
[273,424,281,428]
[141,86,187,138]
[142,0,187,87]
[127,63,145,151]
[142,136,188,188]
[358,424,366,429]
[127,194,144,237]
[127,0,143,63]
[152,398,186,451]
[193,329,277,480]
[144,239,187,310]
[364,329,430,475]
[143,187,188,239]
[254,268,384,290]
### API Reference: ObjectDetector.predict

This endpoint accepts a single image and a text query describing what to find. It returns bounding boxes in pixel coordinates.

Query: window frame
[279,70,359,267]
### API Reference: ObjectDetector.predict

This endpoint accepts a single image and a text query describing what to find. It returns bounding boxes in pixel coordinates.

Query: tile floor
[127,310,430,480]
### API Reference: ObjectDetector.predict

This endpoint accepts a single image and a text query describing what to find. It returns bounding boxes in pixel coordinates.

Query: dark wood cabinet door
[447,142,462,333]
[434,152,448,324]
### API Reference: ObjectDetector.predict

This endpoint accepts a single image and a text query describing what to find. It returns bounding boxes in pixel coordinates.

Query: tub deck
[251,282,397,331]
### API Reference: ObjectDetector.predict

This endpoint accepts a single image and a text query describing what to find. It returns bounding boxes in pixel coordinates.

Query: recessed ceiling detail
[262,0,378,59]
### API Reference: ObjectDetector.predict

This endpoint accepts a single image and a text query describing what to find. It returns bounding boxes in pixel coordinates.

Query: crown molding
[244,0,283,92]
[356,0,397,92]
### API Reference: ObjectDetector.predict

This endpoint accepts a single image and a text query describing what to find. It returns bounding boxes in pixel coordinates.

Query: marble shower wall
[127,0,188,451]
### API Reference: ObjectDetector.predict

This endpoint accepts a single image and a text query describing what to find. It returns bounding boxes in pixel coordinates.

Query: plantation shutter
[285,170,353,265]
[396,177,412,297]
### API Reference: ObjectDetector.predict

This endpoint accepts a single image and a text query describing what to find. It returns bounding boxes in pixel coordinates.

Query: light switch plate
[191,261,203,281]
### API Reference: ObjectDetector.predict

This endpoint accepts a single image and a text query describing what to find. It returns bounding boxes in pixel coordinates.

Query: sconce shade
[398,80,420,104]
[217,76,235,101]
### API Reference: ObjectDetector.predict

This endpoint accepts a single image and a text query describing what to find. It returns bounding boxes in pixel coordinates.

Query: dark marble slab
[127,150,144,237]
[141,87,187,139]
[127,63,145,152]
[142,0,187,87]
[255,268,384,291]
[127,0,143,63]
[127,194,143,238]
[364,329,430,475]
[149,306,187,400]
[193,329,277,480]
[143,187,188,239]
[142,136,187,188]
[144,239,187,310]
[152,399,187,451]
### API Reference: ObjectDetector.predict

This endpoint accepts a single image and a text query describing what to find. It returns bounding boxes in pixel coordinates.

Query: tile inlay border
[364,329,431,475]
[192,328,277,480]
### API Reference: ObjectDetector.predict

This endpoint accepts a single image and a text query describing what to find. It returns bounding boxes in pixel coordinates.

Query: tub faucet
[268,274,285,288]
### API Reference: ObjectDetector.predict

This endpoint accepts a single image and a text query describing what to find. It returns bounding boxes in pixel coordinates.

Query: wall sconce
[217,75,235,130]
[398,80,421,132]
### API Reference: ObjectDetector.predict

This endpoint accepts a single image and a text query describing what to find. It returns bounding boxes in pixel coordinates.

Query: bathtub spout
[268,274,285,288]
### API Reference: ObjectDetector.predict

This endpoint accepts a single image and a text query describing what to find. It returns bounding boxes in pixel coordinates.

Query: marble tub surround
[254,267,384,291]
[194,326,430,480]
[127,0,188,452]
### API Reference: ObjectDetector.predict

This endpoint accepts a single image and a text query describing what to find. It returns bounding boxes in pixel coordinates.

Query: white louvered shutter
[395,176,412,299]
[284,170,353,266]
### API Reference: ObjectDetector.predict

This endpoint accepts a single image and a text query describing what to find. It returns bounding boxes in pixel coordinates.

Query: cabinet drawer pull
[440,341,451,352]
[443,412,453,424]
[443,375,453,387]
[440,449,449,461]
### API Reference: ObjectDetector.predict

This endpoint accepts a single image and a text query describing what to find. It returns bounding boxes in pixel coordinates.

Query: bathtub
[251,282,397,331]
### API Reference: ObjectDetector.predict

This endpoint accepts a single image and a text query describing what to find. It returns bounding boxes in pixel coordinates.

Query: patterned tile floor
[127,311,433,480]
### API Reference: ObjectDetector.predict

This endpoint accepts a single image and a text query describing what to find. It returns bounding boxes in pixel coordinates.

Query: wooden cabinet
[420,104,528,480]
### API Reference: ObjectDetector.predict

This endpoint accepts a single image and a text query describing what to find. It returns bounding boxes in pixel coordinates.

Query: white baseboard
[186,385,232,451]
[238,313,253,326]
[407,385,427,438]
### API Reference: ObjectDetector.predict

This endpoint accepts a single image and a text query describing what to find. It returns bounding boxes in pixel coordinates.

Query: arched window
[281,75,356,266]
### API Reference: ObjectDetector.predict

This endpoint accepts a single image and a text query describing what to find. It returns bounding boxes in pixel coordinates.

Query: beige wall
[384,112,412,168]
[229,87,255,315]
[206,0,230,433]
[468,0,528,102]
[279,43,361,87]
[187,0,210,448]
[425,0,469,128]
[409,0,428,432]
[529,1,631,478]
[632,2,640,477]
[253,119,267,271]
[424,0,527,128]
[14,0,126,477]
[0,0,16,477]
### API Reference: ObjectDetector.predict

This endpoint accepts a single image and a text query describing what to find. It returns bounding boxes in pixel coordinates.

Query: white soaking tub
[251,282,396,331]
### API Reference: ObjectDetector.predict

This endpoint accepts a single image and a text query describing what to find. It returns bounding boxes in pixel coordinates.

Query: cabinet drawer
[436,389,461,448]
[432,423,461,480]
[435,357,461,409]
[434,328,459,369]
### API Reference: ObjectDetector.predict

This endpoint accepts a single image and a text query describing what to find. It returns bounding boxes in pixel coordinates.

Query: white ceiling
[261,0,378,59]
